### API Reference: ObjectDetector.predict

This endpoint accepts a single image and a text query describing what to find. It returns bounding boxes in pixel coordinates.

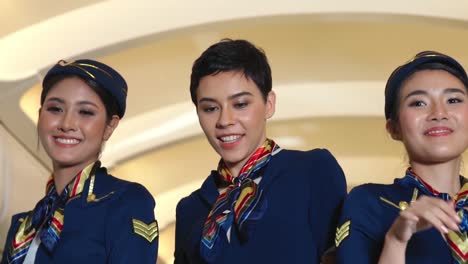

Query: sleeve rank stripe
[133,229,158,243]
[132,219,158,243]
[337,220,350,230]
[132,219,157,229]
[335,226,350,240]
[133,226,158,235]
[335,231,350,247]
[335,220,351,247]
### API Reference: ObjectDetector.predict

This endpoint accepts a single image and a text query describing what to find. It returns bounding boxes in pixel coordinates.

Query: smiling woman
[335,51,468,264]
[1,60,158,264]
[175,39,347,264]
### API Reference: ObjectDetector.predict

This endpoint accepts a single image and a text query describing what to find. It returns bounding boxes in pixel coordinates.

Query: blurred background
[2,1,468,263]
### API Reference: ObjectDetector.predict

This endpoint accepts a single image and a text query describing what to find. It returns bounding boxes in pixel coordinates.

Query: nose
[216,108,235,128]
[428,101,449,121]
[58,111,77,132]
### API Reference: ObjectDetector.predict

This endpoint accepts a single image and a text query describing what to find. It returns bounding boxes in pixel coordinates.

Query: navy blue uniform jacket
[336,181,452,263]
[1,167,158,264]
[174,149,347,264]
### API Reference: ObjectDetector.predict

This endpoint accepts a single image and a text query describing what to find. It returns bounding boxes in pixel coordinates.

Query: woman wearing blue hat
[335,51,468,263]
[1,60,158,263]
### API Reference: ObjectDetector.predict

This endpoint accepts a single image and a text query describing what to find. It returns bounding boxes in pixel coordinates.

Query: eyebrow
[445,87,466,95]
[198,91,254,104]
[403,87,466,100]
[45,97,99,108]
[45,97,65,104]
[78,101,99,108]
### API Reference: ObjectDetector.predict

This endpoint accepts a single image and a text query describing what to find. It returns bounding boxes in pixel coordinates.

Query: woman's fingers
[408,197,459,233]
[448,200,462,223]
[426,198,461,222]
[398,210,419,222]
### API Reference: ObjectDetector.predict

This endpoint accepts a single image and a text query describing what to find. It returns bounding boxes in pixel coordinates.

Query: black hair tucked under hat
[42,59,128,118]
[384,51,468,120]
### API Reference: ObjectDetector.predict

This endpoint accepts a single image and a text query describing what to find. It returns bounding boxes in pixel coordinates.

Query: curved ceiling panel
[1,1,468,81]
[0,0,103,37]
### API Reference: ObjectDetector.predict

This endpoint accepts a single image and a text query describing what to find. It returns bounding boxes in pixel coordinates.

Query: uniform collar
[80,166,119,206]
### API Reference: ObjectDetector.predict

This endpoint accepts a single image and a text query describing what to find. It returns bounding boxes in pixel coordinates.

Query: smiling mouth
[55,137,81,145]
[219,135,242,143]
[424,129,453,136]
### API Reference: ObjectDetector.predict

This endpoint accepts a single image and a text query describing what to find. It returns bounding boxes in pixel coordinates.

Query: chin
[53,160,78,168]
[219,152,245,165]
[415,153,461,164]
[51,154,87,167]
[220,155,242,165]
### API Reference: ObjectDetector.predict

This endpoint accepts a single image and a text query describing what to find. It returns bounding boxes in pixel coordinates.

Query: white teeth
[220,135,241,143]
[427,129,450,135]
[56,138,80,144]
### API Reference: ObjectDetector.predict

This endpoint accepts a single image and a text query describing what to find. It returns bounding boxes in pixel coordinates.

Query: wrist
[384,231,408,249]
[379,233,408,264]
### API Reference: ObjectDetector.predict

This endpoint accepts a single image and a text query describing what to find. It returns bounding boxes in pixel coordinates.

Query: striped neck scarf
[7,162,98,264]
[396,169,468,264]
[200,139,279,263]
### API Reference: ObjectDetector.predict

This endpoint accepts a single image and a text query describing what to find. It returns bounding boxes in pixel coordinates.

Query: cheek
[37,124,53,150]
[37,125,47,142]
[458,108,468,125]
[83,120,107,139]
[198,115,214,133]
[37,115,51,137]
[398,111,419,132]
[246,108,266,126]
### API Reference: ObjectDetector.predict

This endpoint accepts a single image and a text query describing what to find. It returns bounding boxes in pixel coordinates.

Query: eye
[201,106,218,113]
[234,102,249,109]
[448,98,463,104]
[408,100,426,107]
[46,106,62,113]
[79,109,95,116]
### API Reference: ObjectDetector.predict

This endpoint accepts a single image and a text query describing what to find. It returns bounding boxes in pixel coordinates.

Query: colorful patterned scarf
[6,162,97,264]
[200,139,279,263]
[396,169,468,264]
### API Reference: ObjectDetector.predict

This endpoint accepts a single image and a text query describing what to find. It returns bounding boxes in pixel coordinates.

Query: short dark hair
[190,39,272,105]
[41,74,119,123]
[385,51,468,121]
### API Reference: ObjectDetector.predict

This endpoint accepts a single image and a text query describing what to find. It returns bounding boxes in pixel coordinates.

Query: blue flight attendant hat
[42,59,128,118]
[385,51,468,120]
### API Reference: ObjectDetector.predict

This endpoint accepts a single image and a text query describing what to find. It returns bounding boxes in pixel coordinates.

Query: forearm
[378,233,407,264]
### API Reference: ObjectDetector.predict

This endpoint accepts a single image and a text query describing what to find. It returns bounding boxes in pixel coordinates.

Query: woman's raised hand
[386,196,461,244]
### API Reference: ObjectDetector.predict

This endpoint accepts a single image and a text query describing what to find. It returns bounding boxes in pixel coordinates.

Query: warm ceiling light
[19,83,41,124]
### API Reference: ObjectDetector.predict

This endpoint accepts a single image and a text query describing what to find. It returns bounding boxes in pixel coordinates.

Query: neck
[224,138,270,178]
[52,164,85,195]
[224,161,241,178]
[410,158,462,196]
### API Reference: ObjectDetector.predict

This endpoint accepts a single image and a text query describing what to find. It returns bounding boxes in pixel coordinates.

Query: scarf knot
[200,139,279,263]
[7,162,98,264]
